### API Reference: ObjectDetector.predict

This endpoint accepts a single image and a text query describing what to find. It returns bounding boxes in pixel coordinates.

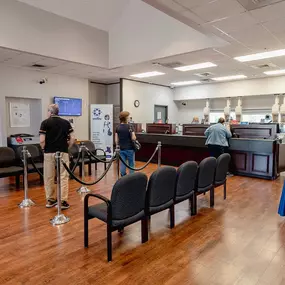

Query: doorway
[154,105,168,123]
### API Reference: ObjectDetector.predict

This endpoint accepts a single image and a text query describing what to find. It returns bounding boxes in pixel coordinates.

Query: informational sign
[9,102,30,127]
[90,104,113,159]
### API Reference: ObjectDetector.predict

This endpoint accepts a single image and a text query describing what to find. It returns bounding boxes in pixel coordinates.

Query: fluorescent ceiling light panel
[212,75,247,81]
[264,69,285,75]
[171,80,200,86]
[235,49,285,62]
[130,71,165,78]
[174,62,217,72]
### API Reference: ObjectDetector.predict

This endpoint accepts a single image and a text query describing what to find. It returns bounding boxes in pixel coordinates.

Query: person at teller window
[39,104,75,209]
[204,117,232,158]
[115,111,136,177]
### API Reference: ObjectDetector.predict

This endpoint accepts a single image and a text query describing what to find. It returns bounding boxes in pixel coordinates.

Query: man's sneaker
[59,201,70,210]
[46,200,57,208]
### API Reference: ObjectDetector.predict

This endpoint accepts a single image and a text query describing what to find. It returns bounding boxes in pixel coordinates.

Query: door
[154,105,168,123]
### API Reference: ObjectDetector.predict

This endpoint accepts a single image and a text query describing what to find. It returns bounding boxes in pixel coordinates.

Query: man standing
[39,104,75,209]
[204,117,232,158]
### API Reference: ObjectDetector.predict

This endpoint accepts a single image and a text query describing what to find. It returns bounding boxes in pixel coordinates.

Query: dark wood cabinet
[146,124,176,134]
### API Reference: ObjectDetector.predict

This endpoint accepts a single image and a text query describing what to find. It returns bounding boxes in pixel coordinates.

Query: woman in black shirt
[115,111,136,176]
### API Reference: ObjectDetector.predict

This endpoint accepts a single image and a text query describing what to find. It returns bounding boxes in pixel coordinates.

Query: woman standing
[115,111,136,176]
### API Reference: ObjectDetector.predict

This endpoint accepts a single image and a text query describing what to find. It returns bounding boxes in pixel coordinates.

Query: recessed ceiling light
[174,62,217,72]
[171,80,200,86]
[130,71,165,78]
[264,69,285,75]
[212,75,247,81]
[235,49,285,62]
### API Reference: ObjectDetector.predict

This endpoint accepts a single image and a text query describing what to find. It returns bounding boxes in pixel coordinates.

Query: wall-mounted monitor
[54,97,82,116]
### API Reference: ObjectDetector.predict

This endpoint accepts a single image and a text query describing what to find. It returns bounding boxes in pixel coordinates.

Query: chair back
[197,157,217,192]
[17,145,42,161]
[215,153,231,185]
[175,161,198,199]
[0,147,16,167]
[69,143,80,158]
[83,140,96,153]
[111,173,148,221]
[146,166,177,212]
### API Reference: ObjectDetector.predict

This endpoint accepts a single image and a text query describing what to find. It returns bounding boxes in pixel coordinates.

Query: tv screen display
[54,97,82,116]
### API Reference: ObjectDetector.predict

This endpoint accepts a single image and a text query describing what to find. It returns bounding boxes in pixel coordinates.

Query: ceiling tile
[156,0,186,12]
[175,0,213,10]
[212,12,258,34]
[180,10,205,25]
[262,17,285,34]
[215,44,253,57]
[249,1,285,23]
[0,49,21,62]
[191,0,246,23]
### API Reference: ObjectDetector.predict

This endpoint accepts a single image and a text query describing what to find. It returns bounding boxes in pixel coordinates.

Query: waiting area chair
[214,153,231,200]
[0,147,23,188]
[192,157,217,215]
[84,172,148,262]
[145,166,177,228]
[174,161,198,216]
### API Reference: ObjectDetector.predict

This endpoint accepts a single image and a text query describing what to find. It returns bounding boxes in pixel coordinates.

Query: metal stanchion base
[50,214,70,225]
[77,186,90,194]
[19,199,35,208]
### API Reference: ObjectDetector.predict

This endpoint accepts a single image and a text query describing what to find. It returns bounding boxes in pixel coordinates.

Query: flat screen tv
[54,97,82,116]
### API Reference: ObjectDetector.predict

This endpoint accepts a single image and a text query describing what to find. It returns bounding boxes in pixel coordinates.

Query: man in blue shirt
[204,117,232,158]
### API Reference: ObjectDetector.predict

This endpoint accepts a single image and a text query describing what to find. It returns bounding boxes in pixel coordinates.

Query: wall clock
[134,100,140,108]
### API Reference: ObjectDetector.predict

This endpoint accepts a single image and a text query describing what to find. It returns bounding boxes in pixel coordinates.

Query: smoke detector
[200,78,214,83]
[237,0,284,11]
[251,62,277,69]
[195,72,214,78]
[153,61,184,69]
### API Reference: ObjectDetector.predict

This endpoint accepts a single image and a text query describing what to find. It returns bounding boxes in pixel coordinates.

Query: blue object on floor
[278,181,285,216]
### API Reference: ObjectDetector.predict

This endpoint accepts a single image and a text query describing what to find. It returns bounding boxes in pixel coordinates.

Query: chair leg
[15,175,20,189]
[170,204,175,229]
[84,217,88,248]
[88,163,91,176]
[224,182,227,200]
[79,165,82,177]
[104,162,107,171]
[95,162,98,171]
[210,187,215,208]
[141,217,148,243]
[191,193,197,215]
[107,225,112,262]
[40,174,44,185]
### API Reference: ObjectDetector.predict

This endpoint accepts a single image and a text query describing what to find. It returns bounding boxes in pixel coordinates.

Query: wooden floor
[1,162,285,285]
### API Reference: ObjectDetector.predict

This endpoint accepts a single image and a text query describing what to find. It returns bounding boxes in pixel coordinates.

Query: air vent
[200,78,213,83]
[237,0,284,11]
[251,62,277,69]
[29,64,50,70]
[195,72,214,77]
[153,61,183,69]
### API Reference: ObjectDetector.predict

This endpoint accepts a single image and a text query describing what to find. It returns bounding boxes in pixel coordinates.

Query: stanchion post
[115,145,120,179]
[77,142,90,194]
[19,146,35,208]
[157,141,162,168]
[50,152,70,225]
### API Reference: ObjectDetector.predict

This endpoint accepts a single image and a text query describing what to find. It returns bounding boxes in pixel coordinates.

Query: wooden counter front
[146,124,176,134]
[136,133,279,180]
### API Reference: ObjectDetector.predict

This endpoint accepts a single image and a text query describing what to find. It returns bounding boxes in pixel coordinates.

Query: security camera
[182,102,187,106]
[39,78,48,84]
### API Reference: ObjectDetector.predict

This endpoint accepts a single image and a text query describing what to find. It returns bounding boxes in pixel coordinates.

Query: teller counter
[135,133,280,180]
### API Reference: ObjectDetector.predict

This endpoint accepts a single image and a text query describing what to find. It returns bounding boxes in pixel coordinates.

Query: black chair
[68,143,89,177]
[84,140,107,174]
[145,166,177,228]
[16,145,44,183]
[174,161,198,216]
[0,147,23,188]
[193,157,217,214]
[84,173,148,262]
[214,153,231,200]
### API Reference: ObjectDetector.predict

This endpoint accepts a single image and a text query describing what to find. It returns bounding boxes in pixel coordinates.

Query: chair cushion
[175,191,194,203]
[88,203,145,227]
[149,199,173,215]
[28,163,43,171]
[0,166,23,176]
[89,155,106,162]
[197,184,213,194]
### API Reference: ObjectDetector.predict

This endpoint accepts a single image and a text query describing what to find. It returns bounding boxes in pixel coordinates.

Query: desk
[136,133,279,180]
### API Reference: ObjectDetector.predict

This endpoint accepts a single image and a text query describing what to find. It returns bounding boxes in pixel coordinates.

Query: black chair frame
[84,193,148,262]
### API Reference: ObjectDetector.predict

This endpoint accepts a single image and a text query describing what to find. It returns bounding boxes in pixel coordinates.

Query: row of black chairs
[84,153,231,261]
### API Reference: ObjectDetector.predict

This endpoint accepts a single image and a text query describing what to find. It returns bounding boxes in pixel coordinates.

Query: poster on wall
[9,102,30,127]
[90,104,113,159]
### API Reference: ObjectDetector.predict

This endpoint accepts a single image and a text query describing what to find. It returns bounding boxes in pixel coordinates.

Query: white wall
[0,0,108,68]
[89,83,107,104]
[122,79,178,124]
[0,65,89,146]
[174,76,285,100]
[107,83,120,105]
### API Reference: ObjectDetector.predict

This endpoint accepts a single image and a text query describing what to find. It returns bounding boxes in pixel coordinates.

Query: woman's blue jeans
[120,150,135,176]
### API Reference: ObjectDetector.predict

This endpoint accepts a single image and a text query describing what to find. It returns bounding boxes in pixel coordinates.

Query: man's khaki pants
[44,153,69,202]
